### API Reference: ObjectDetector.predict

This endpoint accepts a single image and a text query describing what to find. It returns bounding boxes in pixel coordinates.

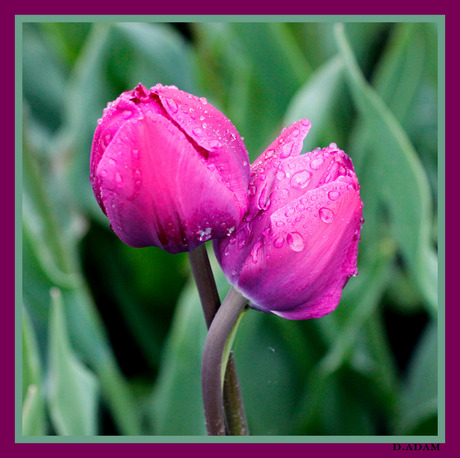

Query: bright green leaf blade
[48,289,99,436]
[283,55,345,151]
[22,384,46,436]
[293,240,395,433]
[148,277,210,435]
[22,307,47,436]
[22,307,43,401]
[395,321,438,434]
[335,23,437,313]
[113,23,194,92]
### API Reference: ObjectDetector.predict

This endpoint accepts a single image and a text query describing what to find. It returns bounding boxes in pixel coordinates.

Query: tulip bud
[90,83,250,254]
[213,120,364,320]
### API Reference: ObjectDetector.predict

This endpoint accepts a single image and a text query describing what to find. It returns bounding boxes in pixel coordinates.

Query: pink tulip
[214,120,364,320]
[90,84,250,253]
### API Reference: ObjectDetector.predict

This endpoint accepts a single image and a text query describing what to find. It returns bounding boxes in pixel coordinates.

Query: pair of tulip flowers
[90,83,363,320]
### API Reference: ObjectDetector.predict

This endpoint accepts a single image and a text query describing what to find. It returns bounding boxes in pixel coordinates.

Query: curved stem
[201,287,248,436]
[188,245,249,435]
[188,244,220,329]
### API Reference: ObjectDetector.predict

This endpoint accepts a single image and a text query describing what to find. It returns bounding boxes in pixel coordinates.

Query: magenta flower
[90,84,250,253]
[213,120,364,320]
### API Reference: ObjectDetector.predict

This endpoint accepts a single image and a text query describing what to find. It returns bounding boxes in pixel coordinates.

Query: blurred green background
[21,20,440,437]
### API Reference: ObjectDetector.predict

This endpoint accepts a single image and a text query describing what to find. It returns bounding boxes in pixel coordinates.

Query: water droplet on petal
[210,139,221,149]
[200,97,207,105]
[192,127,203,137]
[319,207,334,223]
[258,184,271,210]
[310,157,324,170]
[115,172,123,188]
[290,170,312,189]
[328,191,340,201]
[287,232,305,252]
[197,227,212,242]
[250,241,263,264]
[165,97,178,113]
[280,141,294,158]
[122,110,132,119]
[275,169,285,180]
[273,236,285,248]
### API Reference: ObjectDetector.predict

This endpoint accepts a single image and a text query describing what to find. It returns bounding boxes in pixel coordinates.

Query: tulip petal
[235,182,363,319]
[97,113,243,253]
[153,85,250,212]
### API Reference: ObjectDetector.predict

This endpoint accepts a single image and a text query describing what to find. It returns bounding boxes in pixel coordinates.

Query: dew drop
[273,236,285,248]
[132,149,139,158]
[210,139,221,149]
[328,190,341,201]
[290,170,312,189]
[310,157,324,170]
[192,127,203,137]
[265,149,276,159]
[319,207,334,224]
[226,226,235,236]
[115,172,123,188]
[250,241,262,264]
[122,110,132,119]
[280,141,294,158]
[287,232,305,252]
[276,170,286,180]
[164,97,178,113]
[292,129,300,137]
[200,97,208,105]
[108,158,116,167]
[285,208,295,218]
[275,221,285,228]
[197,227,212,242]
[258,184,271,210]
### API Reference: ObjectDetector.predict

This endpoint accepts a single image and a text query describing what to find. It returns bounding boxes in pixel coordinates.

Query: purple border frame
[6,2,455,457]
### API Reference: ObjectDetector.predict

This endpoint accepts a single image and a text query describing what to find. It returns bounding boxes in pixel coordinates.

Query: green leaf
[293,241,395,433]
[22,385,46,436]
[113,23,194,92]
[192,23,312,158]
[48,288,99,436]
[22,307,43,401]
[284,55,345,151]
[22,308,46,436]
[335,23,437,313]
[148,276,210,435]
[395,321,438,434]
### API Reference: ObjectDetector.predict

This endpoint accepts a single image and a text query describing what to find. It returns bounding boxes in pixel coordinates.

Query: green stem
[188,246,249,435]
[187,245,220,329]
[201,287,248,436]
